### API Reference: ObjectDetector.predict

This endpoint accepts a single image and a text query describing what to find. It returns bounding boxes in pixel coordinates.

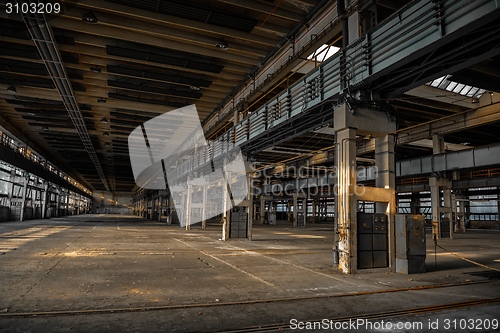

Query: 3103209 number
[5,2,61,14]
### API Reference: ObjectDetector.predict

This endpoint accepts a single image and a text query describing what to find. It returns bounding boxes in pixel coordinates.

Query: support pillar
[292,193,298,227]
[302,198,307,227]
[259,197,266,224]
[443,188,453,239]
[430,134,453,238]
[19,174,29,222]
[158,193,163,222]
[222,160,230,241]
[41,183,49,219]
[333,104,397,274]
[430,177,441,238]
[375,135,396,211]
[65,191,69,216]
[56,190,61,217]
[432,134,445,155]
[459,199,466,232]
[312,199,317,223]
[201,186,207,230]
[375,134,397,271]
[185,178,192,230]
[410,192,419,215]
[334,127,358,274]
[247,173,253,240]
[497,190,500,232]
[287,200,292,223]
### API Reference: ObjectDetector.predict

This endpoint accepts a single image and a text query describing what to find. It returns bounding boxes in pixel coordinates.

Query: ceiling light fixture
[103,132,109,136]
[104,142,110,146]
[471,97,479,103]
[97,98,106,103]
[82,11,98,24]
[100,117,108,123]
[7,86,16,93]
[215,40,229,51]
[90,66,101,73]
[42,125,49,131]
[189,85,200,91]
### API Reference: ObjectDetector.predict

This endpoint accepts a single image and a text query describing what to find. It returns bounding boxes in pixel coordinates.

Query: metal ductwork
[17,0,110,192]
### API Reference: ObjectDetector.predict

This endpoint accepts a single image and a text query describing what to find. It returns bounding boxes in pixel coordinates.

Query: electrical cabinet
[357,213,388,269]
[230,211,248,238]
[268,212,276,225]
[396,214,426,274]
[297,212,305,227]
[440,217,450,238]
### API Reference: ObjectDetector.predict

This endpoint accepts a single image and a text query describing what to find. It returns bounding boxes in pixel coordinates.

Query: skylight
[427,75,485,98]
[307,44,340,62]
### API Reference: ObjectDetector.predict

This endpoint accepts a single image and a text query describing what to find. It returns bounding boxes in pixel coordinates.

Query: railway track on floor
[216,297,500,333]
[0,279,495,319]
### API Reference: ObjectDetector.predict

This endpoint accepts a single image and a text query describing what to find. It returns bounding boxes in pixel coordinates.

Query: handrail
[0,130,91,195]
[160,0,500,184]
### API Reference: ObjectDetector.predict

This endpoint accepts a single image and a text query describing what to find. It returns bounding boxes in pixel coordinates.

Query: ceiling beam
[215,0,305,22]
[55,10,271,58]
[71,0,278,46]
[397,101,500,145]
[47,16,261,66]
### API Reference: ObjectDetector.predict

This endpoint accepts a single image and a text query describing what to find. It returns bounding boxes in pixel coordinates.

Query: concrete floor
[0,215,499,332]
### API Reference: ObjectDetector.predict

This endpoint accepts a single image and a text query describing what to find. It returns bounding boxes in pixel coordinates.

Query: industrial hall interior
[1,0,500,332]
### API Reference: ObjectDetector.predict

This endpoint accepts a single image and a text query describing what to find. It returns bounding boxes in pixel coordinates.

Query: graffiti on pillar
[128,105,248,228]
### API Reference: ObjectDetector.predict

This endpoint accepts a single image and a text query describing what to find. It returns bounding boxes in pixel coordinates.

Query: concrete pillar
[55,190,61,217]
[323,199,327,221]
[410,192,419,215]
[247,173,253,240]
[222,160,230,241]
[375,134,396,270]
[19,175,29,222]
[287,200,292,223]
[65,191,69,215]
[443,188,453,239]
[302,198,307,227]
[292,193,298,227]
[497,190,500,232]
[333,104,397,274]
[459,199,466,232]
[312,199,317,223]
[202,186,207,230]
[185,178,192,230]
[430,177,441,238]
[347,11,361,46]
[375,135,395,213]
[334,127,358,274]
[158,193,163,222]
[464,199,470,229]
[41,183,49,219]
[430,134,445,238]
[432,134,445,155]
[259,197,265,224]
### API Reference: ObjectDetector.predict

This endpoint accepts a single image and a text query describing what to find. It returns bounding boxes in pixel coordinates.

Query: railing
[168,0,499,183]
[0,131,92,195]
